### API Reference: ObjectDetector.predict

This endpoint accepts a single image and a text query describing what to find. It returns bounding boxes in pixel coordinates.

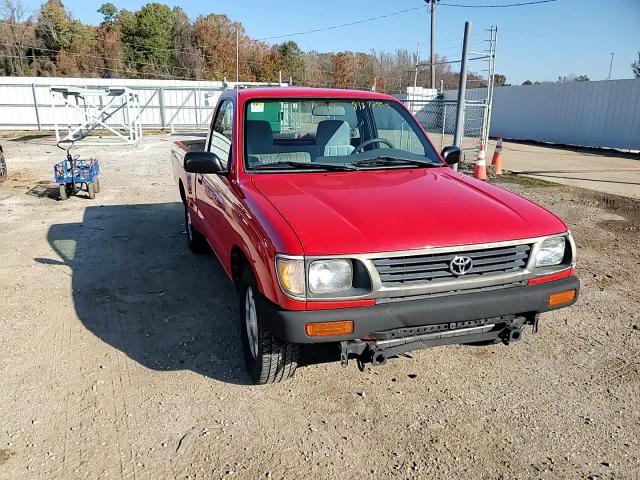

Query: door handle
[197,175,203,184]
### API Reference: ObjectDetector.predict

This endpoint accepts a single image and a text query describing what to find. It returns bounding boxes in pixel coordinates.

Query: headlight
[535,237,566,267]
[308,259,352,294]
[276,256,305,297]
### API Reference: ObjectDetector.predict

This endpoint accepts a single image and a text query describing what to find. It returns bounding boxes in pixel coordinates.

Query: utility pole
[608,52,615,80]
[452,21,472,172]
[427,0,439,90]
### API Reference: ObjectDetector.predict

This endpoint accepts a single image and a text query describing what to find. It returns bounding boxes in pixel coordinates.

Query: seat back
[315,120,354,158]
[246,120,274,154]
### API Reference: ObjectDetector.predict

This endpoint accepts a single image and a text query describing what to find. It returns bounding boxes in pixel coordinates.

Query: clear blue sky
[21,0,640,84]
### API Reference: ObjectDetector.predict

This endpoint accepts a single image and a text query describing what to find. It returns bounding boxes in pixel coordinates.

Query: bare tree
[0,0,33,75]
[632,51,640,79]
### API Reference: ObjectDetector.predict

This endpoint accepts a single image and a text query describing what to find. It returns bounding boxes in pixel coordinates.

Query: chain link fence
[402,96,488,165]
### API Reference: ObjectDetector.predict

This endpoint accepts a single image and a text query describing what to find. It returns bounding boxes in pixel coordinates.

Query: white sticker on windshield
[251,102,264,113]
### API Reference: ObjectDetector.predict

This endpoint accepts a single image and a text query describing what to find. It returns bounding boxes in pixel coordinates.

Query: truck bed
[174,138,206,153]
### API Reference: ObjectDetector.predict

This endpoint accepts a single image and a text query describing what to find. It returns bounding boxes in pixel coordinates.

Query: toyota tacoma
[172,87,580,384]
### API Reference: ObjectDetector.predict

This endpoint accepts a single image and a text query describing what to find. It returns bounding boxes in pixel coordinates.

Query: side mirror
[184,151,225,174]
[440,146,461,166]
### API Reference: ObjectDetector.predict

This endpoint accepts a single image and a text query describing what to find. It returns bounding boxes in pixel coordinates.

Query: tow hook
[501,327,523,345]
[370,350,387,366]
[340,342,390,370]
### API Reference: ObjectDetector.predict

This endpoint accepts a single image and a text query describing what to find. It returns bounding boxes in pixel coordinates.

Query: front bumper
[258,276,580,344]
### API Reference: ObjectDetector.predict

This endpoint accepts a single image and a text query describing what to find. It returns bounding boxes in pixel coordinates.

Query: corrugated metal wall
[445,79,640,150]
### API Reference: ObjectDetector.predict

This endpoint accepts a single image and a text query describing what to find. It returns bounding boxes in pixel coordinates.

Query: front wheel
[87,182,96,199]
[58,184,68,200]
[239,268,298,384]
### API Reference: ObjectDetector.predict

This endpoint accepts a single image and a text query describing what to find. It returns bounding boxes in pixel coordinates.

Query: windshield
[244,98,441,172]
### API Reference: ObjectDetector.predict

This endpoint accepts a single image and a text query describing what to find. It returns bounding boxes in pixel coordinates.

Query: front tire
[59,184,68,200]
[87,182,96,199]
[239,268,298,384]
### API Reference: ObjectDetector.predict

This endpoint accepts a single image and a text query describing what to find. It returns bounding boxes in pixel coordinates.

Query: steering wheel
[352,138,395,154]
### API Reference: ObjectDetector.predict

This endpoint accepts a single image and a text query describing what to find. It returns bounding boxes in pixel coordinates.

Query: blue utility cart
[54,142,100,200]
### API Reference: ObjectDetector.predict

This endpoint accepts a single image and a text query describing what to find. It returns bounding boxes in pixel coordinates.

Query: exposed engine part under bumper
[339,315,530,368]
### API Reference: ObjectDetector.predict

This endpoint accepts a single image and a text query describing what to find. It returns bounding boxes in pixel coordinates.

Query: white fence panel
[0,76,277,131]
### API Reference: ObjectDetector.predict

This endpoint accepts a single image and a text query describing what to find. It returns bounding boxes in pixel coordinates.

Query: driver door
[195,99,234,260]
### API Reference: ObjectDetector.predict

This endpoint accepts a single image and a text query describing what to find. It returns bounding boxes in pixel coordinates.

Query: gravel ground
[1,134,639,480]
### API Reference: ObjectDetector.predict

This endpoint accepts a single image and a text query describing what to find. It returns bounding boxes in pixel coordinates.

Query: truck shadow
[40,202,255,385]
[41,202,336,385]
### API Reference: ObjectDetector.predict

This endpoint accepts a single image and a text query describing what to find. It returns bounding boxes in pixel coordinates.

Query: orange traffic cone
[491,134,503,175]
[474,144,487,180]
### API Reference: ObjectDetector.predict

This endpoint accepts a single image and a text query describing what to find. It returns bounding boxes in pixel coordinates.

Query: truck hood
[251,168,567,255]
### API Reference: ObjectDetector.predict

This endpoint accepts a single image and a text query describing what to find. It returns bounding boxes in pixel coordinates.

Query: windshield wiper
[352,156,441,168]
[251,161,356,171]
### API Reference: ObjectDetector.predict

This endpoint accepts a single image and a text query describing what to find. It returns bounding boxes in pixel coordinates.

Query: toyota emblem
[449,255,473,275]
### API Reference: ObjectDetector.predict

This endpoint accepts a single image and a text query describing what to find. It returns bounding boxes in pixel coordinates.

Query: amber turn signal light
[305,320,354,337]
[548,289,576,307]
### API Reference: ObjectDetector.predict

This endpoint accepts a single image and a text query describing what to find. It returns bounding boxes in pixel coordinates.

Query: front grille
[373,244,532,287]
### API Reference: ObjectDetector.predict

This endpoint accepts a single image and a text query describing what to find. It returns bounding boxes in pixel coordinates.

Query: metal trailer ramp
[50,87,142,145]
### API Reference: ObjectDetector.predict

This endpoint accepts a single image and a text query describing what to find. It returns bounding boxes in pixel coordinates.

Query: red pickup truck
[172,87,579,384]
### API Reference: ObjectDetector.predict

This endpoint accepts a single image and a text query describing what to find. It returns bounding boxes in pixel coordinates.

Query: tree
[0,0,34,76]
[522,80,533,85]
[194,14,242,80]
[330,52,358,89]
[35,0,72,55]
[558,73,589,83]
[97,3,117,24]
[171,6,202,79]
[118,3,175,76]
[632,51,640,79]
[274,41,304,84]
[33,0,75,75]
[95,22,123,77]
[493,73,507,87]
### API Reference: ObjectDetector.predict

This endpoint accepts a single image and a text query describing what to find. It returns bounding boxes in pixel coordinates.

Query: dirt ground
[489,139,640,200]
[1,134,639,480]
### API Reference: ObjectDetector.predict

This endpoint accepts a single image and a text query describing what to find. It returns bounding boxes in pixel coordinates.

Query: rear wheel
[94,177,101,193]
[184,204,207,253]
[239,267,298,384]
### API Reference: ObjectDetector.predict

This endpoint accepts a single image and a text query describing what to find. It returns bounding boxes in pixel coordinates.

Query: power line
[439,0,558,7]
[256,5,427,41]
[256,0,557,41]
